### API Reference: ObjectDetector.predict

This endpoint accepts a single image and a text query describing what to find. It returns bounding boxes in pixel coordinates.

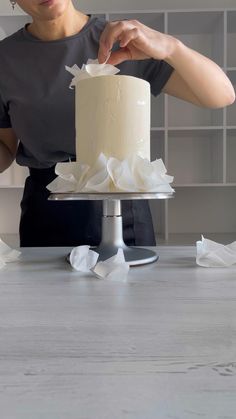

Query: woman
[0,0,234,247]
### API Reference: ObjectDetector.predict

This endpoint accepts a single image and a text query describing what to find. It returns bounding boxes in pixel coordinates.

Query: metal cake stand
[49,192,174,266]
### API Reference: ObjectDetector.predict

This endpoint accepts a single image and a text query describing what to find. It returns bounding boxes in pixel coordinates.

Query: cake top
[75,73,150,88]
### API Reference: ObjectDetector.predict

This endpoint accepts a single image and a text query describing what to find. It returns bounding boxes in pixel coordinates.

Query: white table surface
[0,246,236,419]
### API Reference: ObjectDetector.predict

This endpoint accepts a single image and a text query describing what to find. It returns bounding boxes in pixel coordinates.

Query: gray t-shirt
[0,15,174,169]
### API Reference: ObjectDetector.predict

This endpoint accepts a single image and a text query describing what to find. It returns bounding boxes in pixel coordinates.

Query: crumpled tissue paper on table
[0,238,21,269]
[92,249,130,281]
[69,245,99,272]
[69,245,130,281]
[196,235,236,267]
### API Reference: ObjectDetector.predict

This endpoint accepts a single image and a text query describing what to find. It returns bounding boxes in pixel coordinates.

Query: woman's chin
[18,0,70,21]
[38,0,67,17]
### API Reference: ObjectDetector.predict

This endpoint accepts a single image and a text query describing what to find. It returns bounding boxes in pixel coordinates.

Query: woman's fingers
[98,20,136,63]
[106,48,132,66]
[119,27,140,48]
[98,20,161,64]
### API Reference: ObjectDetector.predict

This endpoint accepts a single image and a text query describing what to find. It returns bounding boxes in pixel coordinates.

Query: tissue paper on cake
[107,155,174,192]
[196,235,236,267]
[0,238,21,269]
[48,154,110,193]
[47,153,174,193]
[65,58,120,87]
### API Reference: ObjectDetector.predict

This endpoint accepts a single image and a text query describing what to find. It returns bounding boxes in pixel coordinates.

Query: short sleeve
[142,58,174,97]
[0,93,11,128]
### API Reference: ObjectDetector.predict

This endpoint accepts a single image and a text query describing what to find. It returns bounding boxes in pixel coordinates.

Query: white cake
[75,75,150,166]
[46,68,173,194]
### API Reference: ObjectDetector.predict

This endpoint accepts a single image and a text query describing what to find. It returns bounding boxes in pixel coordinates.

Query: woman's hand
[98,19,235,109]
[98,20,175,65]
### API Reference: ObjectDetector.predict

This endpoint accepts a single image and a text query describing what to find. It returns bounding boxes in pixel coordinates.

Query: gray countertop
[0,246,236,419]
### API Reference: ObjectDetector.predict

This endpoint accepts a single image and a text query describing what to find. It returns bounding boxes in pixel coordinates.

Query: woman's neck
[27,4,89,41]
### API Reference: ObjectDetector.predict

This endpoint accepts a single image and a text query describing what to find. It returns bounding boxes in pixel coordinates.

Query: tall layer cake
[46,64,174,194]
[75,75,150,166]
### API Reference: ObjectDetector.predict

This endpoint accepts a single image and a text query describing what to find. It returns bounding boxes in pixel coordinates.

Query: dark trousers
[19,166,156,247]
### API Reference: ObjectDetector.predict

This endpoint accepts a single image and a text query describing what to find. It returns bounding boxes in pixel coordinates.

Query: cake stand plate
[49,192,174,266]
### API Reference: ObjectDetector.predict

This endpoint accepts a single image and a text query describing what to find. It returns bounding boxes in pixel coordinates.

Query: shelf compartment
[227,11,236,68]
[12,162,28,185]
[150,130,166,237]
[173,183,236,187]
[150,200,166,239]
[226,129,236,183]
[168,129,223,184]
[108,12,164,32]
[151,130,165,162]
[168,186,236,235]
[168,126,224,131]
[168,11,224,67]
[0,15,30,40]
[168,96,223,127]
[0,165,13,187]
[165,232,236,246]
[0,162,28,187]
[0,188,23,235]
[89,14,106,19]
[151,93,164,127]
[226,70,236,126]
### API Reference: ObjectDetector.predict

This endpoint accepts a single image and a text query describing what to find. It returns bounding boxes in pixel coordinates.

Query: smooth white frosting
[75,75,150,166]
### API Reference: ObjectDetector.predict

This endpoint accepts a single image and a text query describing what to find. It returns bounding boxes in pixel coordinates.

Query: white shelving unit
[107,9,236,243]
[0,7,236,243]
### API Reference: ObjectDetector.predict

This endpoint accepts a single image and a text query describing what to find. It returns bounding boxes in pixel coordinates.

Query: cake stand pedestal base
[95,199,158,266]
[49,192,174,266]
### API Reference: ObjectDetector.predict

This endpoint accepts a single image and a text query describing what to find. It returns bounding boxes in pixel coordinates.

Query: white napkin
[0,238,21,269]
[196,235,236,267]
[69,245,99,272]
[47,153,174,194]
[92,249,130,281]
[69,246,130,281]
[65,58,120,87]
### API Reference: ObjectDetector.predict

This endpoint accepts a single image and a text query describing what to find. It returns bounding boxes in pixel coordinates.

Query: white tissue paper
[65,58,120,87]
[92,249,130,281]
[0,238,21,269]
[69,245,99,272]
[47,153,174,193]
[196,235,236,267]
[69,246,130,281]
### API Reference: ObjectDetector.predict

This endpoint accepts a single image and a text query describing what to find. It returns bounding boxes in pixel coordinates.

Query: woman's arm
[162,39,235,108]
[98,20,235,108]
[0,128,18,173]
